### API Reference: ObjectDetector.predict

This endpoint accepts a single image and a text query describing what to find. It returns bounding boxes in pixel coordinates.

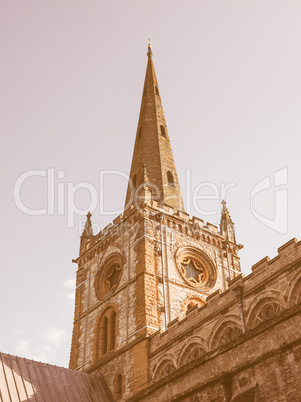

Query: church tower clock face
[95,253,123,300]
[175,247,217,290]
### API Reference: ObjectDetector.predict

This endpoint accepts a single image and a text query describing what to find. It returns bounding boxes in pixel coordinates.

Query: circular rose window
[95,253,123,300]
[175,247,216,290]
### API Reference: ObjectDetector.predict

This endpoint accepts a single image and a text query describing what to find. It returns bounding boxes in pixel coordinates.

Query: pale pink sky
[1,0,301,367]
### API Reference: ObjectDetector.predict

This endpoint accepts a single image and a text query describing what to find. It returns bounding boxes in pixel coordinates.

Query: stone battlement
[149,237,301,352]
[79,203,235,261]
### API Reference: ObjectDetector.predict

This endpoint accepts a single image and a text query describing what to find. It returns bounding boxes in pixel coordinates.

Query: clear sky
[1,0,300,368]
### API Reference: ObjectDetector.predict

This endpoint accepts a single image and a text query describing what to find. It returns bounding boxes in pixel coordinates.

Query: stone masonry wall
[70,201,244,400]
[128,237,301,401]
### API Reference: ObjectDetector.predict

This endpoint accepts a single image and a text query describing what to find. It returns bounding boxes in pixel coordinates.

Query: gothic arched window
[155,86,159,96]
[102,317,108,354]
[154,360,176,382]
[218,326,242,346]
[252,302,284,328]
[210,322,243,350]
[180,343,206,366]
[97,307,117,358]
[160,125,166,137]
[110,311,116,350]
[115,373,122,397]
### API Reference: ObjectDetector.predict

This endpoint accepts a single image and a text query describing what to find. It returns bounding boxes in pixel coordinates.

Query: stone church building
[1,45,301,401]
[69,45,301,401]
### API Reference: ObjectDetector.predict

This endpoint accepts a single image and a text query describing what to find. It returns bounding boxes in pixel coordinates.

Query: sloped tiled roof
[0,352,114,401]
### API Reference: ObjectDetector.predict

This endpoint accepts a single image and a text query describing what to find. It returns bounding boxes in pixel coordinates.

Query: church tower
[69,44,242,400]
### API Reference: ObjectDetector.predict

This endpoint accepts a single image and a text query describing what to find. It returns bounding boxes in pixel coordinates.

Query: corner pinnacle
[82,211,93,238]
[221,200,233,223]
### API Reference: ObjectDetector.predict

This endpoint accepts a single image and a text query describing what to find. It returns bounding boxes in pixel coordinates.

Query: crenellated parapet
[148,237,301,384]
[75,202,242,266]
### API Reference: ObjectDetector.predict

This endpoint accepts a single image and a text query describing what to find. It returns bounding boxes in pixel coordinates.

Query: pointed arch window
[138,127,143,139]
[180,343,206,366]
[155,86,159,96]
[210,322,243,350]
[160,125,167,138]
[218,326,242,346]
[115,373,122,397]
[97,307,117,358]
[110,311,116,350]
[252,302,284,328]
[167,171,175,187]
[186,301,196,312]
[102,317,108,354]
[154,360,176,382]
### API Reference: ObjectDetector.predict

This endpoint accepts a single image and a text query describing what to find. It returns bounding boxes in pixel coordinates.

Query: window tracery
[158,363,175,378]
[186,346,205,363]
[253,302,284,327]
[181,258,205,283]
[180,343,206,366]
[154,360,176,382]
[210,321,243,350]
[106,264,122,292]
[175,247,216,290]
[95,253,123,300]
[288,276,301,306]
[218,326,242,347]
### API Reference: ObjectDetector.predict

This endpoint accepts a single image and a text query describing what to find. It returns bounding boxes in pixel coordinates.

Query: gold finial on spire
[147,38,154,57]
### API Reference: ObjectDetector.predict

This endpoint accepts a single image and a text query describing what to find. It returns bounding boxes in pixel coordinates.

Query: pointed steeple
[220,200,236,243]
[124,43,184,212]
[80,212,93,255]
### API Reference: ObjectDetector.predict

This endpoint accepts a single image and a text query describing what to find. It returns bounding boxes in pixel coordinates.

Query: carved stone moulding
[95,253,124,300]
[175,246,217,290]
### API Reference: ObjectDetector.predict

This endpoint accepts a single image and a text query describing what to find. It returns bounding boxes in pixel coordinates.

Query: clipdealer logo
[250,167,288,234]
[13,167,288,234]
[13,168,235,228]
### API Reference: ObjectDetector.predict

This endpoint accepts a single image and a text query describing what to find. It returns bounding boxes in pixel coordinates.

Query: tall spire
[124,43,184,212]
